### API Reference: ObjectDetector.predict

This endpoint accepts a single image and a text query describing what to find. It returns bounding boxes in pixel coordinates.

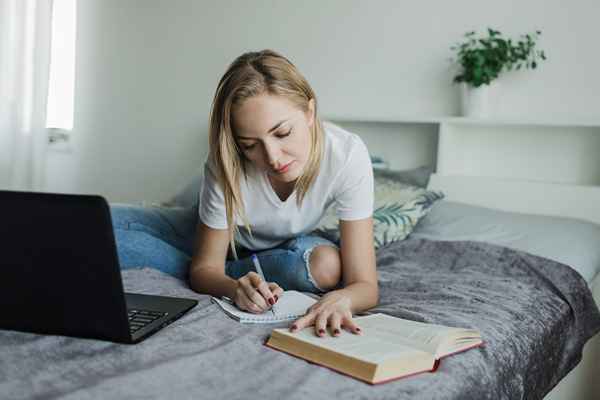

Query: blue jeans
[110,204,339,293]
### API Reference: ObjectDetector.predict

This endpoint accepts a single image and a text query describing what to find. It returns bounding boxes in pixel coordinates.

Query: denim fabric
[110,204,197,280]
[110,204,338,293]
[225,235,339,294]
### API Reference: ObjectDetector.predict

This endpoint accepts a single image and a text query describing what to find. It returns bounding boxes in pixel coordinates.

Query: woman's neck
[268,175,296,202]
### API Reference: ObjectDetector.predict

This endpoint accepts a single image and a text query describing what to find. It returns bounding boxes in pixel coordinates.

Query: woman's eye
[276,129,292,138]
[242,143,256,151]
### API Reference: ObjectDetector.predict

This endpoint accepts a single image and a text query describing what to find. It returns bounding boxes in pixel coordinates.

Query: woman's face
[232,93,315,184]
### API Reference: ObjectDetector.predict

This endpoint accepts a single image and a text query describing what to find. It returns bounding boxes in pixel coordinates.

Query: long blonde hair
[208,49,324,259]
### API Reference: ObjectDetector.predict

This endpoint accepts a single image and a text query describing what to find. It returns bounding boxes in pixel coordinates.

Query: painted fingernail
[318,329,325,336]
[355,327,362,334]
[334,329,340,335]
[290,324,298,331]
[274,295,279,301]
[268,298,274,305]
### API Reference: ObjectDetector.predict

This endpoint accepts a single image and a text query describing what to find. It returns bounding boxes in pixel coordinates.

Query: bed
[422,173,600,400]
[1,170,599,400]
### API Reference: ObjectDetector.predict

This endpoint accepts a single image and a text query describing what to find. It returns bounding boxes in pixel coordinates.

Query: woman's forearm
[189,266,238,299]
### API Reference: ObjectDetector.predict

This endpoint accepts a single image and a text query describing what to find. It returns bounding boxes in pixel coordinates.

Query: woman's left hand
[289,290,362,337]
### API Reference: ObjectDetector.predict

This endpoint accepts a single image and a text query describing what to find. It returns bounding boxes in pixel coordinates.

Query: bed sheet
[1,239,599,400]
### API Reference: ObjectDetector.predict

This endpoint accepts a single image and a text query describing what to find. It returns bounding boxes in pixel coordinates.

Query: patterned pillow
[313,172,445,249]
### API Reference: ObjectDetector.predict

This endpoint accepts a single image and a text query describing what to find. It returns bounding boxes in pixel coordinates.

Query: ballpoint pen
[251,254,277,316]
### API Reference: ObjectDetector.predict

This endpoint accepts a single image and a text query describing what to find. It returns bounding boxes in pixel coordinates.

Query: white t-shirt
[198,121,374,250]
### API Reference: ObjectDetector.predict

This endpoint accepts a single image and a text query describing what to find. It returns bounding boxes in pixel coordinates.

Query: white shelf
[326,115,442,124]
[330,115,600,224]
[326,115,600,128]
[442,117,600,128]
[330,115,600,188]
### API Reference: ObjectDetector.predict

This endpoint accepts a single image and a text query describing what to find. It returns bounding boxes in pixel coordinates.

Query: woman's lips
[275,161,293,174]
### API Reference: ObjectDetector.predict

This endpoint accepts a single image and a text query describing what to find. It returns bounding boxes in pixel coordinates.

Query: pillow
[410,200,600,284]
[314,171,445,249]
[373,165,434,188]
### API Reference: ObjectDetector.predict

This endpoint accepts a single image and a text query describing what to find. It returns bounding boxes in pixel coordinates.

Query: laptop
[0,190,198,344]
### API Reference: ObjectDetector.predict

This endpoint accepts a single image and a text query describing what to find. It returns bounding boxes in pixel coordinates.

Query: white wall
[44,0,600,203]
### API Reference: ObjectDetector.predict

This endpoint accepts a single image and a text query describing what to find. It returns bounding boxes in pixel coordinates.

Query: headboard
[329,116,600,226]
[427,174,600,225]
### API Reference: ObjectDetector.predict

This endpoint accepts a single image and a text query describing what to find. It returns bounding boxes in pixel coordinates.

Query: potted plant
[450,28,547,117]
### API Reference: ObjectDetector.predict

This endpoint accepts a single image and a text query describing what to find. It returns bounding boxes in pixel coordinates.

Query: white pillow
[411,200,600,284]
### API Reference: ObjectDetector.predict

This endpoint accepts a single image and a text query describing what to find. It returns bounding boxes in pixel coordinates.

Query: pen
[251,254,276,316]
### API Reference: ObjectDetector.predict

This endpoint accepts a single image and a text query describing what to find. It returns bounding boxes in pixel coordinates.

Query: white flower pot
[460,81,498,117]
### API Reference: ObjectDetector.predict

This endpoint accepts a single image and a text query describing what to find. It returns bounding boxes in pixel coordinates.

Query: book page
[359,313,480,355]
[284,324,431,364]
[273,313,481,361]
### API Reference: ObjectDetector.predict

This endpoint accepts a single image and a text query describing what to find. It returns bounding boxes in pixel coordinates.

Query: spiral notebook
[211,290,318,323]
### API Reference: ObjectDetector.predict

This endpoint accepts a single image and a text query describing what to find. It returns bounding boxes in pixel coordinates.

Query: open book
[265,313,483,384]
[211,290,317,323]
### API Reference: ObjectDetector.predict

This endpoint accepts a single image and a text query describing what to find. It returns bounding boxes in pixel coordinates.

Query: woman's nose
[263,141,281,166]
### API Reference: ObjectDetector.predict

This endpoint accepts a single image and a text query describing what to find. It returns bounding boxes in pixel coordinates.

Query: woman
[113,49,378,337]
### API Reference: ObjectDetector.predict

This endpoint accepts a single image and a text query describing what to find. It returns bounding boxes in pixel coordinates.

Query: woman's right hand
[232,271,284,314]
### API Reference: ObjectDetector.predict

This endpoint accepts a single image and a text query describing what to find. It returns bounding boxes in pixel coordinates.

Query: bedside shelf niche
[327,116,600,188]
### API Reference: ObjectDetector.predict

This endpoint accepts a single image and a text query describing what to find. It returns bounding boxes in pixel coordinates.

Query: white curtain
[0,0,52,191]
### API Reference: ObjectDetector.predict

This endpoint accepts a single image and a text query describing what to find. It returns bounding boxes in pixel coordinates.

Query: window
[45,0,76,131]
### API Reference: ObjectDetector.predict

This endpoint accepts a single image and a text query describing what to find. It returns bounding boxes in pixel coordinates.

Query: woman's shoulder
[322,120,362,145]
[322,121,369,167]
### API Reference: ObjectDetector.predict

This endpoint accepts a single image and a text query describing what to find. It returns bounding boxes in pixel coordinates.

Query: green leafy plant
[451,28,547,88]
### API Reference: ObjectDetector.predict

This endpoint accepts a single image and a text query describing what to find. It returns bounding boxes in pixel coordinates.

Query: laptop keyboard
[128,309,168,334]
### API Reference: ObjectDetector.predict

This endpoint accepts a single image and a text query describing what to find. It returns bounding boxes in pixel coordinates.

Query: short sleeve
[198,161,228,229]
[333,139,374,221]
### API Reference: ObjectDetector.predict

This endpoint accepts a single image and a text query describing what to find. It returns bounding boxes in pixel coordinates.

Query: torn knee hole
[307,245,341,289]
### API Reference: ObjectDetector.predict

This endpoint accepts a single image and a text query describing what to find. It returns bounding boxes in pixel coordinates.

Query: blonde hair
[208,49,324,259]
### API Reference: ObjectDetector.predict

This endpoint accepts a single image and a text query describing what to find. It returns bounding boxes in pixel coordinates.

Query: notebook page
[212,290,318,324]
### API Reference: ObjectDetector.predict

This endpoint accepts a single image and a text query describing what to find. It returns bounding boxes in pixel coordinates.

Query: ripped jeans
[110,204,339,294]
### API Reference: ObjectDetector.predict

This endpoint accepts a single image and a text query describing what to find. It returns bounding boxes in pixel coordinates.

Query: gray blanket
[1,239,599,400]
